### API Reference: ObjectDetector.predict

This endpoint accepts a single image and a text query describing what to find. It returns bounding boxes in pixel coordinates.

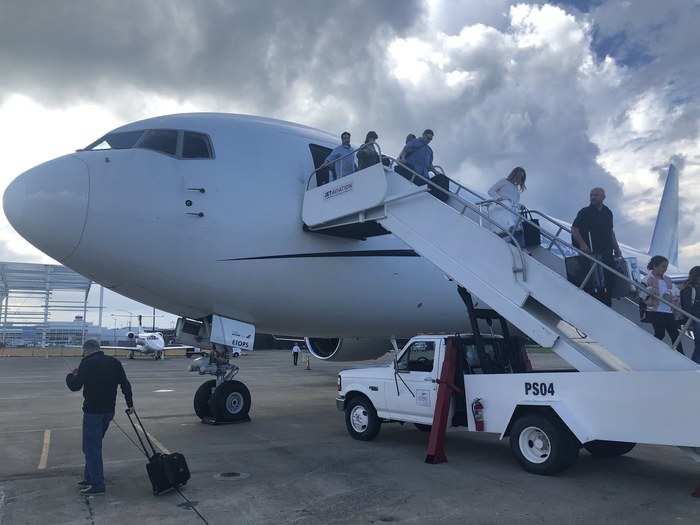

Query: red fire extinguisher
[471,398,484,432]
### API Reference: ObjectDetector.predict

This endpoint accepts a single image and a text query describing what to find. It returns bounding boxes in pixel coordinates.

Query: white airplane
[102,316,193,360]
[109,331,167,360]
[3,113,690,421]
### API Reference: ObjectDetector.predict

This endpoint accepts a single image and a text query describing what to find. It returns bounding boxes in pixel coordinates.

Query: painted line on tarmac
[48,457,143,471]
[0,425,81,436]
[153,389,174,393]
[145,431,170,454]
[37,429,51,470]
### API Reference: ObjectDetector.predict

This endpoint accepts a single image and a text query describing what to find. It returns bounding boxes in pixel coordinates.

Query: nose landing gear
[191,343,252,424]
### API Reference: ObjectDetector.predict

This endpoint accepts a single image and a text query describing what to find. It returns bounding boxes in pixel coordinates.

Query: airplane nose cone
[3,155,89,262]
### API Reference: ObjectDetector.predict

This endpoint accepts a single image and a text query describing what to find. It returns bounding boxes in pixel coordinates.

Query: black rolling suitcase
[126,409,190,495]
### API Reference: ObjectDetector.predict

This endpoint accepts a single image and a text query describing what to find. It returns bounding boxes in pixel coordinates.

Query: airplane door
[387,339,440,420]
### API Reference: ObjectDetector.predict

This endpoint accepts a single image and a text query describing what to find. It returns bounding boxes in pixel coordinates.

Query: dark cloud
[0,0,424,114]
[2,0,699,263]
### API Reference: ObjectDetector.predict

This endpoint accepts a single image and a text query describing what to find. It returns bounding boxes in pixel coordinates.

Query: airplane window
[84,130,144,151]
[138,129,178,156]
[183,131,213,159]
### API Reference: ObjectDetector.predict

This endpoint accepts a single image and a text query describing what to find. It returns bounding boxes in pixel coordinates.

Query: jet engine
[304,337,393,361]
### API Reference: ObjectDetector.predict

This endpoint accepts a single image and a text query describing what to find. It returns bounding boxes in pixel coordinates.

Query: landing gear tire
[345,397,381,441]
[212,380,251,422]
[414,423,432,432]
[584,440,636,458]
[509,413,579,475]
[194,379,216,420]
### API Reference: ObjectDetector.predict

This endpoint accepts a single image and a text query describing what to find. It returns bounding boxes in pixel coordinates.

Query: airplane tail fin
[648,163,679,267]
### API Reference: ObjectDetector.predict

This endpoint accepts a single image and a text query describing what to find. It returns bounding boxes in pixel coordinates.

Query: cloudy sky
[0,0,699,326]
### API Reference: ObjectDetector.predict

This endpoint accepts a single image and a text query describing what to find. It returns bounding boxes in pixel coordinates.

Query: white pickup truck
[336,334,700,475]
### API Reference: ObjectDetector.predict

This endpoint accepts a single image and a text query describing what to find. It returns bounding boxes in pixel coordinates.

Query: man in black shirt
[66,339,134,495]
[571,187,622,306]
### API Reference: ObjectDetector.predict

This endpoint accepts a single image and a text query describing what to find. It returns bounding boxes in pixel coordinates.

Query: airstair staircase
[302,154,700,373]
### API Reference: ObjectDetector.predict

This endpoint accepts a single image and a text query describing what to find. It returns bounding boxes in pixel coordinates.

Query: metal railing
[425,167,700,336]
[303,145,700,348]
[306,142,383,191]
[381,156,529,279]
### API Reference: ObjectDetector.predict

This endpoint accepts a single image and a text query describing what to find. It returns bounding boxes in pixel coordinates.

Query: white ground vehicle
[337,334,700,475]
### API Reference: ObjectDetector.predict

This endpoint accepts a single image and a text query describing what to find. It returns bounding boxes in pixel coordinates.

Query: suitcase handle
[125,409,158,457]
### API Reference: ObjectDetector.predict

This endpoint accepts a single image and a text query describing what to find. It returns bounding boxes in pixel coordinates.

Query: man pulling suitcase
[66,339,134,496]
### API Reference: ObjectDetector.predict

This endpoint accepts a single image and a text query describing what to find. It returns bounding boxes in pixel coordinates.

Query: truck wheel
[212,380,251,421]
[414,423,432,432]
[193,379,216,419]
[510,413,579,475]
[345,397,380,441]
[584,440,636,458]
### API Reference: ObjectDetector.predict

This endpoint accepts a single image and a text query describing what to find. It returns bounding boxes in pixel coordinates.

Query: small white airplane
[103,317,193,360]
[3,113,690,421]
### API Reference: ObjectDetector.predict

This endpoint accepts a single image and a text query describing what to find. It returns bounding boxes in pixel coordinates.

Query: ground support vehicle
[337,332,700,478]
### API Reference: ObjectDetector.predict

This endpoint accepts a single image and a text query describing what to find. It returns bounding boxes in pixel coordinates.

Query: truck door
[387,339,440,420]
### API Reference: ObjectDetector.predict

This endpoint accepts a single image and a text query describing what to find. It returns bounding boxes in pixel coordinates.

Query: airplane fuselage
[5,114,469,337]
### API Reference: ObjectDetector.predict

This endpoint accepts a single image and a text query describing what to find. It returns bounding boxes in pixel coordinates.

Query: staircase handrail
[385,156,528,280]
[305,146,700,332]
[420,167,700,329]
[306,143,383,190]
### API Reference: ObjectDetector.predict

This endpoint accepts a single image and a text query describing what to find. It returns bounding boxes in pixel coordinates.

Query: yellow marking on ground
[37,429,51,470]
[145,431,170,454]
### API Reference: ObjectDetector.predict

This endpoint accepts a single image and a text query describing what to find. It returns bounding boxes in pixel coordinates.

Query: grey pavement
[0,350,698,524]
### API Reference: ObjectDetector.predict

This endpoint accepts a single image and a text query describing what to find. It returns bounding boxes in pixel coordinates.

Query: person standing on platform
[357,131,380,170]
[324,131,355,180]
[398,129,434,182]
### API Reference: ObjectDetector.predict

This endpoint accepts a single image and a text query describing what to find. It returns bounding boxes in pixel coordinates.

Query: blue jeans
[82,412,113,489]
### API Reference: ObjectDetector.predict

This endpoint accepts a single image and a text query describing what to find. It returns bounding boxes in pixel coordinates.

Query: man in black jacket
[571,187,622,306]
[66,339,134,495]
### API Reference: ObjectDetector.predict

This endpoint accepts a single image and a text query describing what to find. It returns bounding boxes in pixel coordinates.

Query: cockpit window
[83,128,214,159]
[182,131,213,159]
[138,129,178,156]
[84,130,144,151]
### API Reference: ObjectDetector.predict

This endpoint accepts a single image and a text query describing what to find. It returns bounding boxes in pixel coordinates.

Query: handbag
[429,172,449,202]
[565,255,604,290]
[638,297,650,323]
[520,207,541,247]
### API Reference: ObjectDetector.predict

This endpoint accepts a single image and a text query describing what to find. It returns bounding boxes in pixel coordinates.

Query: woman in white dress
[487,166,527,234]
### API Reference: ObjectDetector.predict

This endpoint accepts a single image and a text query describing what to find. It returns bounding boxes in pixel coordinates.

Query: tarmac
[0,350,698,525]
